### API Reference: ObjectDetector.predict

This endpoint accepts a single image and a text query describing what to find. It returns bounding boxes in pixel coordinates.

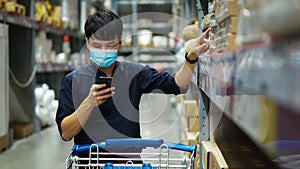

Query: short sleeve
[55,74,75,139]
[139,66,186,95]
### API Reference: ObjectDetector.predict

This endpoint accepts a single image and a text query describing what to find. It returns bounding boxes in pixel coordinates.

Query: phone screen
[96,76,112,89]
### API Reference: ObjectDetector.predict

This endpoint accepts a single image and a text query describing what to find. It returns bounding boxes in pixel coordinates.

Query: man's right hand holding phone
[87,83,115,107]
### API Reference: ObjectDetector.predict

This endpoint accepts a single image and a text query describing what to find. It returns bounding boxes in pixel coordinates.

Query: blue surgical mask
[89,48,118,68]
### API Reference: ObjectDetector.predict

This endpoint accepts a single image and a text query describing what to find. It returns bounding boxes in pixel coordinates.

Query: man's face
[87,35,121,50]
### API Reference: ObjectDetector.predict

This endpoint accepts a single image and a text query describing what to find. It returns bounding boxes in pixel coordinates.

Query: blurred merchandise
[61,0,70,27]
[34,83,58,127]
[214,0,240,52]
[34,0,66,28]
[4,1,25,15]
[182,23,198,42]
[152,35,168,48]
[137,18,153,25]
[235,0,264,46]
[69,0,79,30]
[34,1,48,23]
[121,31,132,48]
[35,32,54,64]
[257,0,300,39]
[137,29,153,48]
[62,34,71,59]
[168,32,176,48]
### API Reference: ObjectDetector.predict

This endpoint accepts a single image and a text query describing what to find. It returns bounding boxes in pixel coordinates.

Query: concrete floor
[0,94,185,169]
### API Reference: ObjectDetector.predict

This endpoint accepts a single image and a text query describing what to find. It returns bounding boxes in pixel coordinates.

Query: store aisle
[0,126,73,169]
[0,94,183,168]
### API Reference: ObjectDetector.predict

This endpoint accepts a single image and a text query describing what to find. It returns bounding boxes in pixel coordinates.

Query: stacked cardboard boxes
[204,0,240,52]
[215,0,239,51]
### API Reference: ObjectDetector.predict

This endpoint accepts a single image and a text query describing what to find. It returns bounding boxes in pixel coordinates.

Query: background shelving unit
[0,0,85,137]
[113,0,179,71]
[196,0,300,169]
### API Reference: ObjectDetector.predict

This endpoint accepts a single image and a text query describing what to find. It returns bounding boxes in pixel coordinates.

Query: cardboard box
[10,123,34,139]
[184,100,199,117]
[202,141,229,169]
[188,116,199,132]
[216,0,239,23]
[216,33,239,52]
[0,133,9,153]
[187,132,199,145]
[202,141,216,169]
[203,14,211,30]
[219,16,238,34]
[210,151,229,169]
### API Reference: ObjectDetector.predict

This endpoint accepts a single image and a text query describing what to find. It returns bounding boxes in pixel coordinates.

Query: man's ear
[85,37,88,44]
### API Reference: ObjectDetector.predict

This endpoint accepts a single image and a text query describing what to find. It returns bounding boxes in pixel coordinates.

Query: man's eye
[93,45,101,48]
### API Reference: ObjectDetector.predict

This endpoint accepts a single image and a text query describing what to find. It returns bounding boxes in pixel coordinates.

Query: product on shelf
[168,31,177,48]
[206,0,240,52]
[34,1,66,28]
[121,30,132,48]
[4,1,25,15]
[152,35,168,48]
[35,83,58,127]
[257,0,300,39]
[137,29,153,48]
[202,14,211,31]
[0,0,7,9]
[235,0,265,46]
[215,33,238,51]
[215,0,239,23]
[137,18,153,25]
[35,1,49,23]
[182,22,198,41]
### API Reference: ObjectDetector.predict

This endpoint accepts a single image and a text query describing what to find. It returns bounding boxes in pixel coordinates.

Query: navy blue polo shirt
[55,61,185,145]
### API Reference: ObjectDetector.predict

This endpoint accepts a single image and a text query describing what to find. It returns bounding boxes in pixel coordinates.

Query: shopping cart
[66,138,197,169]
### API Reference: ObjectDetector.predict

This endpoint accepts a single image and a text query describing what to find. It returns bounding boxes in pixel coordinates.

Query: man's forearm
[61,98,94,141]
[175,60,197,90]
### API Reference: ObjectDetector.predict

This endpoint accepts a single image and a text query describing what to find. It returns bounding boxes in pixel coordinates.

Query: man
[56,9,209,161]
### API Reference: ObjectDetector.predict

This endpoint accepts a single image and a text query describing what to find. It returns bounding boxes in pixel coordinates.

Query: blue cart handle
[105,138,164,149]
[72,142,106,155]
[71,139,163,155]
[71,139,197,157]
[165,143,197,157]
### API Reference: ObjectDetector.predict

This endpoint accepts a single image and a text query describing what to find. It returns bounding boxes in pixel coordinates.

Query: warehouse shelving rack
[196,0,300,169]
[0,0,84,135]
[113,0,179,71]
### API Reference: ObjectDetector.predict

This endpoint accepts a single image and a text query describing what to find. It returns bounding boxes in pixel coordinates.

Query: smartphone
[96,76,112,89]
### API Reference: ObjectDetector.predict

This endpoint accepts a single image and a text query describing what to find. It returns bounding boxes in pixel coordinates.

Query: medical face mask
[89,48,118,68]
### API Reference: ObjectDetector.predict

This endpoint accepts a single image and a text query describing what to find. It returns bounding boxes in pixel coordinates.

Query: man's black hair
[84,9,123,41]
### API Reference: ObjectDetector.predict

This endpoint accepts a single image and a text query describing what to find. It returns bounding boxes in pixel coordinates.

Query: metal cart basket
[66,138,197,169]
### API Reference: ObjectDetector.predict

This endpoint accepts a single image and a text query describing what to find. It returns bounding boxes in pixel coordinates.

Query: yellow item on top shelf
[35,1,48,23]
[5,1,25,15]
[45,0,53,15]
[0,0,7,9]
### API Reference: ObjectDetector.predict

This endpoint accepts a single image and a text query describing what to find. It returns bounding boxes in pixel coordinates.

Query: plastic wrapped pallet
[0,23,9,137]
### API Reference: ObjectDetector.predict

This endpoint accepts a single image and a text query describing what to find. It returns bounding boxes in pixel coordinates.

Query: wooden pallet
[5,2,25,15]
[0,133,9,153]
[10,123,34,139]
